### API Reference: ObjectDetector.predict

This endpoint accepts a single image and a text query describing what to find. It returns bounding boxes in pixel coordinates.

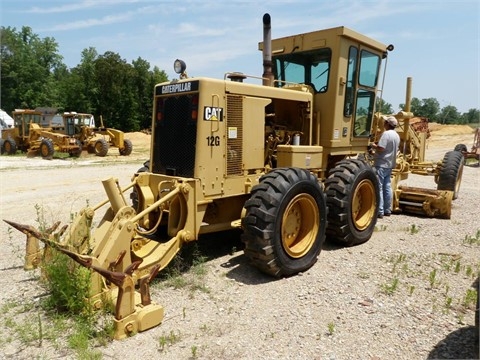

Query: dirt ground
[0,124,478,359]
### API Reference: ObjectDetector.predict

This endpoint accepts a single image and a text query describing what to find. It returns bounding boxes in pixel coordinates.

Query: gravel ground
[0,130,478,360]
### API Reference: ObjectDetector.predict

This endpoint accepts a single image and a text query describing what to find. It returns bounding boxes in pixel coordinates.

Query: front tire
[40,139,54,160]
[437,150,464,200]
[119,139,133,156]
[325,159,379,246]
[242,168,327,277]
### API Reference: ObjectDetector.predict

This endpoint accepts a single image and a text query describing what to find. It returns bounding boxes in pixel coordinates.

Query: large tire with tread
[453,143,467,152]
[242,167,327,277]
[437,150,464,200]
[325,159,379,246]
[94,138,109,157]
[119,138,133,156]
[3,138,17,155]
[40,139,54,160]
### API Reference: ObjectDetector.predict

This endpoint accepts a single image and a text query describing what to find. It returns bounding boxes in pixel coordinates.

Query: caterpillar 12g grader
[5,14,463,339]
[0,109,81,159]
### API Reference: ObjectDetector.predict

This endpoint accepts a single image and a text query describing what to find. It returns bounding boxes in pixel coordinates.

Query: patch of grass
[382,277,399,295]
[463,230,480,245]
[156,243,210,295]
[462,288,478,309]
[158,330,181,352]
[41,248,92,316]
[429,269,438,288]
[407,224,420,234]
[327,321,335,335]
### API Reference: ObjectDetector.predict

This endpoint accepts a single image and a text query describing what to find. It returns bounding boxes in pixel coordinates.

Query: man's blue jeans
[375,167,393,216]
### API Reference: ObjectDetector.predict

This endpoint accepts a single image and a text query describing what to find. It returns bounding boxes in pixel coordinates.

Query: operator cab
[261,26,393,150]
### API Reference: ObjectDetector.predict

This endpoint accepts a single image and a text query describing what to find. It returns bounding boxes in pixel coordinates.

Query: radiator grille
[152,95,197,177]
[226,95,243,175]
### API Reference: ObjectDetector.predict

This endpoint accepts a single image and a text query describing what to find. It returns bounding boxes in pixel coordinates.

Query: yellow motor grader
[0,109,81,159]
[369,77,464,219]
[5,14,462,339]
[51,112,133,157]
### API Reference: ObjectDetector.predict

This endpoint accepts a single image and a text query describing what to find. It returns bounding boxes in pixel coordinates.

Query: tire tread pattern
[437,150,464,200]
[242,167,326,277]
[325,159,378,247]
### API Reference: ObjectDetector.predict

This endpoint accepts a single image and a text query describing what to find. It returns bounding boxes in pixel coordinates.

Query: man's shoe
[384,212,391,217]
[378,214,384,219]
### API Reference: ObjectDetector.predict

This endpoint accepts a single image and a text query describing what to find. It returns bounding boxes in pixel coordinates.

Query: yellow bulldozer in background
[0,109,81,159]
[6,13,464,339]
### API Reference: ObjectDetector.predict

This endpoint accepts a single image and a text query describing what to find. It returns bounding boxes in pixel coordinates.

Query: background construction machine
[52,112,133,157]
[6,14,463,338]
[0,109,81,159]
[453,127,480,165]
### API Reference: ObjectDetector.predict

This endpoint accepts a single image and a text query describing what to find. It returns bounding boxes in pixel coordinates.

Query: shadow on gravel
[221,254,274,286]
[427,325,478,360]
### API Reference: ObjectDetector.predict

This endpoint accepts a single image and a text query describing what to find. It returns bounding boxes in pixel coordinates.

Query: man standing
[371,116,400,218]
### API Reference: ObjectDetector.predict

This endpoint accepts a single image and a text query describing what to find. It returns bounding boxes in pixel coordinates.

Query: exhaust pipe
[262,13,274,87]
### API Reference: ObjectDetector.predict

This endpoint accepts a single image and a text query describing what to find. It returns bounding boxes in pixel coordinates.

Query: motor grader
[368,77,464,219]
[5,14,462,339]
[0,109,81,159]
[49,112,133,157]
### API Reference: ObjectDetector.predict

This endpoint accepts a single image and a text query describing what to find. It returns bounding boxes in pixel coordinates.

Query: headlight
[174,59,186,74]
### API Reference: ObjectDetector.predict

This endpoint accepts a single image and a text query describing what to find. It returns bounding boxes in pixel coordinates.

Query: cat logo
[204,106,223,121]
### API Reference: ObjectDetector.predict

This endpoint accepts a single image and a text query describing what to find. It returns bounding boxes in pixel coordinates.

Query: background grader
[0,109,81,159]
[6,14,462,339]
[51,112,133,157]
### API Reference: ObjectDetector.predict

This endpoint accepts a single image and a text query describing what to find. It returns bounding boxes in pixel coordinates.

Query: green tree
[439,105,460,124]
[461,108,480,125]
[376,97,394,114]
[401,97,440,121]
[94,51,138,131]
[0,26,64,112]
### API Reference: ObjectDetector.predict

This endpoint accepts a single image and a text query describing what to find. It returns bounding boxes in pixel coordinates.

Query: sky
[1,0,479,113]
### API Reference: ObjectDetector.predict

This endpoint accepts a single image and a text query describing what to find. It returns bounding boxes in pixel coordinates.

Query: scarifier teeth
[3,219,42,239]
[54,246,93,268]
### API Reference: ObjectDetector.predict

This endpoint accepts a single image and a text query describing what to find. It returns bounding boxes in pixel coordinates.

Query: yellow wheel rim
[281,193,319,258]
[41,143,50,157]
[352,179,376,231]
[95,141,103,153]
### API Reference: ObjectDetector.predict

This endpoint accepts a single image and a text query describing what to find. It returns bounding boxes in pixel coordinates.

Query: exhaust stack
[262,13,274,87]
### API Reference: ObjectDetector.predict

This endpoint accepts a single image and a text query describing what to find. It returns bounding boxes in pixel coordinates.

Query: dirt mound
[126,131,151,146]
[428,123,475,135]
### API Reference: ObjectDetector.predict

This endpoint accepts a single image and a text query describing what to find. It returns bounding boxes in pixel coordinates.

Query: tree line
[1,26,478,132]
[1,26,168,131]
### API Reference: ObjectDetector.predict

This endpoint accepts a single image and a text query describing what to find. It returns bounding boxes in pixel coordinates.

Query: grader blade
[395,186,453,219]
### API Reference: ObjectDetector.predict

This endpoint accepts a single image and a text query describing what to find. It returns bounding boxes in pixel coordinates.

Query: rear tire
[3,138,17,155]
[40,139,54,160]
[0,139,4,154]
[325,159,379,246]
[119,139,133,156]
[94,138,109,157]
[130,161,150,212]
[242,168,327,277]
[437,151,464,200]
